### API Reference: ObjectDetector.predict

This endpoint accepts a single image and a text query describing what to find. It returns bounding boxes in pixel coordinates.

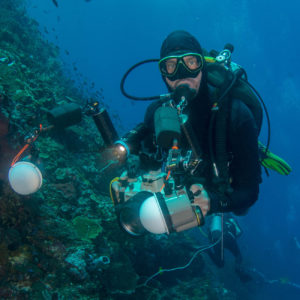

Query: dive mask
[158,52,204,81]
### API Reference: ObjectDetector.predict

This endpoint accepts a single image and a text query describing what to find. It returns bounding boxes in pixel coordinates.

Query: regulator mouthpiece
[173,84,196,105]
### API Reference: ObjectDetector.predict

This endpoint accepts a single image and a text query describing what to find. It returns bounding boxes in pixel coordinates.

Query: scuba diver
[111,30,263,233]
[10,30,289,237]
[207,213,252,282]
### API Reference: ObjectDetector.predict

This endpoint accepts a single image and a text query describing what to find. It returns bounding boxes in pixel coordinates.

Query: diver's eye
[183,56,200,70]
[165,58,177,74]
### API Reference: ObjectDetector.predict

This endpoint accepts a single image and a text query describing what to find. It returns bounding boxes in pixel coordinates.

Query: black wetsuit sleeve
[208,101,262,214]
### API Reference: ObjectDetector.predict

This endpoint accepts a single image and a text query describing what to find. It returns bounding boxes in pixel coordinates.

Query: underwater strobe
[8,126,44,195]
[8,103,83,195]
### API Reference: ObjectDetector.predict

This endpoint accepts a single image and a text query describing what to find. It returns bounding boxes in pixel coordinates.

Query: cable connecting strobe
[137,238,221,288]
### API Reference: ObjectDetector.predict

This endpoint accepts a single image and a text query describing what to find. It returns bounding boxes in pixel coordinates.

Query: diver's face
[165,70,202,93]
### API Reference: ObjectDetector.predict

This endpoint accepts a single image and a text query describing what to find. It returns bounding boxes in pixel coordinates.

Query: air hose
[208,69,242,179]
[120,59,161,101]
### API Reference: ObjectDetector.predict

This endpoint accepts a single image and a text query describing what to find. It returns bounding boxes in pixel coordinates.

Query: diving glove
[259,142,292,175]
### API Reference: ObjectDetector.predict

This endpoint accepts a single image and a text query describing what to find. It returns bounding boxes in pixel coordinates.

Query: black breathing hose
[208,70,240,174]
[120,59,161,101]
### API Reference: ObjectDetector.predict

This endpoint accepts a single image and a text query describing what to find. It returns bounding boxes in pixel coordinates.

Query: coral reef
[72,216,103,241]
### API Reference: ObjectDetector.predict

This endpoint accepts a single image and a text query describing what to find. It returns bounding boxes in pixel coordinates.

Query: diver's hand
[190,184,210,217]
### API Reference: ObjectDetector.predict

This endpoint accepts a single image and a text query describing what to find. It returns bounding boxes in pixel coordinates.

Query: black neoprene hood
[159,30,207,92]
[160,30,203,59]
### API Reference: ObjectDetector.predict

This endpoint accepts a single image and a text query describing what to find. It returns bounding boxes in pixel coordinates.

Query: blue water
[27,0,300,298]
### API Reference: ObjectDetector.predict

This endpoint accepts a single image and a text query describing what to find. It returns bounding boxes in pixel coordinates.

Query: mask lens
[159,57,178,76]
[165,58,178,75]
[183,55,202,71]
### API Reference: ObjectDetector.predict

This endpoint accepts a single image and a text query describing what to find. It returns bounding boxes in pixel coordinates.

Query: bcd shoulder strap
[206,60,291,177]
[206,62,263,133]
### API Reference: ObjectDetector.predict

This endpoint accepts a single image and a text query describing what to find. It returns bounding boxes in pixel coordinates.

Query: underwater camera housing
[115,169,203,236]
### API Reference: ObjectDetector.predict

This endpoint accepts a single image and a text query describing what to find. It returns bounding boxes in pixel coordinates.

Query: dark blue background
[27,0,300,296]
